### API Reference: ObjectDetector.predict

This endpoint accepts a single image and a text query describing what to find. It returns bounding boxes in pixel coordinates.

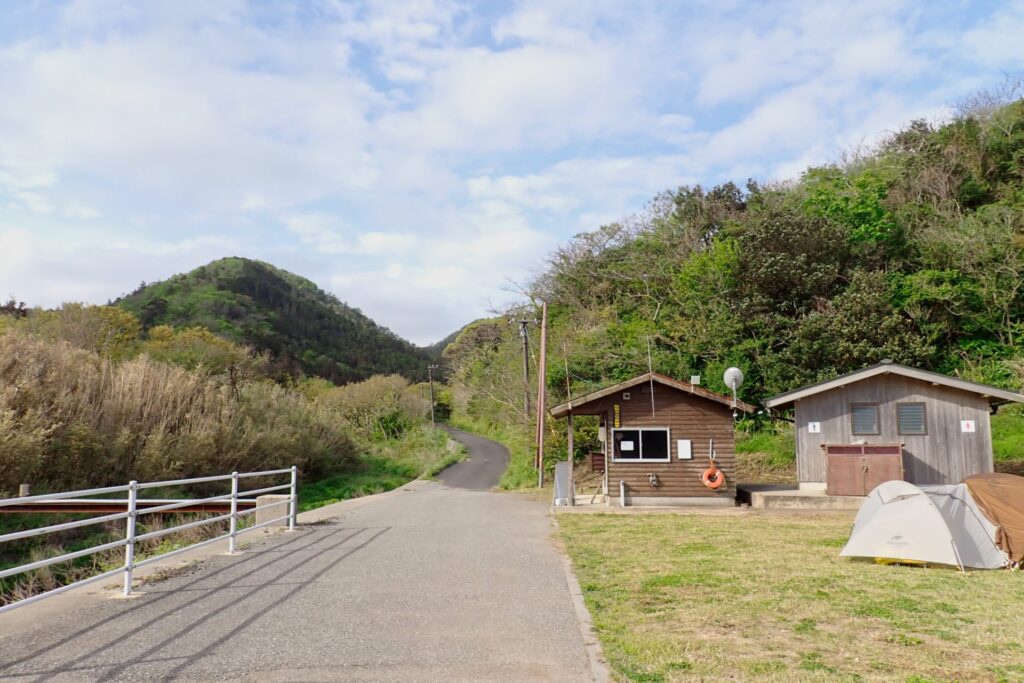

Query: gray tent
[840,480,1009,570]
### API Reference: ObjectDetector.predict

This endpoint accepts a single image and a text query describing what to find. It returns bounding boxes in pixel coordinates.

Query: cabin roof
[763,361,1024,410]
[549,372,756,418]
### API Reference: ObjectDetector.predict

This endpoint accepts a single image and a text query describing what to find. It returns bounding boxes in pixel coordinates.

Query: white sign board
[621,441,635,452]
[961,420,976,433]
[677,439,692,460]
[807,421,821,434]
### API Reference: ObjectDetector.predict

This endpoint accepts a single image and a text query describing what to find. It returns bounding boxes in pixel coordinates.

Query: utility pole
[515,319,531,421]
[427,364,439,427]
[535,302,548,488]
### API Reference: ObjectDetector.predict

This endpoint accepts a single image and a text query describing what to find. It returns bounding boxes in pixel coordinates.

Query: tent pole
[950,540,966,573]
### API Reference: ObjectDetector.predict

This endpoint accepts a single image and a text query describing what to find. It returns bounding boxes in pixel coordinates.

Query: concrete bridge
[0,430,605,682]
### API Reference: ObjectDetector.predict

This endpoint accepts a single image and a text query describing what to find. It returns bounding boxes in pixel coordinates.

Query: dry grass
[0,331,356,493]
[558,512,1024,682]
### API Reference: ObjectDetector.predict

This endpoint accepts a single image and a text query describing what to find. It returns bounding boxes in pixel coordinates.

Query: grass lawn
[558,512,1024,682]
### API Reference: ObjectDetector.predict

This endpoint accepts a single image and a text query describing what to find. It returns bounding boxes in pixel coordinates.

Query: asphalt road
[0,431,593,682]
[437,427,509,490]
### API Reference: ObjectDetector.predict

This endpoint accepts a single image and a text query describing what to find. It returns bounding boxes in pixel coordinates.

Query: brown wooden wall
[588,382,737,498]
[793,375,994,485]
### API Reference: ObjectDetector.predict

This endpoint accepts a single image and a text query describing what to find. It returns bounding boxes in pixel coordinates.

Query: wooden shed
[550,373,755,506]
[764,361,1024,493]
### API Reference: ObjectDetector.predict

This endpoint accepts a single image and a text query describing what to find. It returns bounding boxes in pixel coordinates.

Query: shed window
[850,404,879,435]
[897,403,926,435]
[612,428,670,461]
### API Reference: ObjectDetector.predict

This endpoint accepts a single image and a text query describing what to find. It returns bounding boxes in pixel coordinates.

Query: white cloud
[0,1,1019,343]
[284,213,417,255]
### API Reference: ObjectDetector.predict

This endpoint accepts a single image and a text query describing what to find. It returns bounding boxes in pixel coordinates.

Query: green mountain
[117,257,431,384]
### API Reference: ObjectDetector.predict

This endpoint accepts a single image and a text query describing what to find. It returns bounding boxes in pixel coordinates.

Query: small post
[288,466,297,531]
[228,471,239,554]
[123,481,138,596]
[18,484,30,497]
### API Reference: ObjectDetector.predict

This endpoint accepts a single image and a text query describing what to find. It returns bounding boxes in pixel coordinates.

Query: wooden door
[862,449,903,492]
[825,444,903,496]
[826,450,865,496]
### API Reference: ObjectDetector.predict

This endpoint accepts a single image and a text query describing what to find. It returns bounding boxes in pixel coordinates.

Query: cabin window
[612,428,671,462]
[850,403,879,435]
[897,402,927,435]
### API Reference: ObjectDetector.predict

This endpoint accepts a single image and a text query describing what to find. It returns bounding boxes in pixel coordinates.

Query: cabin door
[825,445,904,496]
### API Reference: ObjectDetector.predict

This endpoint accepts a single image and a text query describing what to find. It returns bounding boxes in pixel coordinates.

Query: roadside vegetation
[444,89,1024,480]
[0,305,454,605]
[559,513,1024,682]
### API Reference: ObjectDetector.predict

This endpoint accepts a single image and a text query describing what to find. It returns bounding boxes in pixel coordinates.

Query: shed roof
[549,372,756,418]
[763,361,1024,410]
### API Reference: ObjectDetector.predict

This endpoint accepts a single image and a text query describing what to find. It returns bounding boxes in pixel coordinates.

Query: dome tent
[840,480,1009,570]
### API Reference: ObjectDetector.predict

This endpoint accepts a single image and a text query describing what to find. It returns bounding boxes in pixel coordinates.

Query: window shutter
[897,403,926,435]
[851,404,879,434]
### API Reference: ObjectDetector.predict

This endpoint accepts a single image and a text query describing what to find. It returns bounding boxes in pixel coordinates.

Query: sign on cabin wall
[677,439,692,459]
[613,404,621,428]
[961,419,976,433]
[808,421,821,434]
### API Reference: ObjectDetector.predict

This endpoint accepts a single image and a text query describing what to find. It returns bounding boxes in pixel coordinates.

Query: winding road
[0,429,596,682]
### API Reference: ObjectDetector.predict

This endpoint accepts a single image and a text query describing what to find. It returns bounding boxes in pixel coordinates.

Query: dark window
[851,404,879,435]
[897,403,926,435]
[640,430,669,459]
[612,428,670,461]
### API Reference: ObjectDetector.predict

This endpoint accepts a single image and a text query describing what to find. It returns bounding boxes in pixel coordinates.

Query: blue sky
[1,1,1022,344]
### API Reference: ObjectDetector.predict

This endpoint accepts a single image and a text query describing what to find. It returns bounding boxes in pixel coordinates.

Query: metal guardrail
[0,466,297,614]
[0,498,261,514]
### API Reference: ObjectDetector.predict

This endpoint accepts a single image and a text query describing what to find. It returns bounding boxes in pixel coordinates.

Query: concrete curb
[551,516,612,683]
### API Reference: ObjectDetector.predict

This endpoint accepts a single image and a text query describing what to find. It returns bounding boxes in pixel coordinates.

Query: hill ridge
[117,256,431,384]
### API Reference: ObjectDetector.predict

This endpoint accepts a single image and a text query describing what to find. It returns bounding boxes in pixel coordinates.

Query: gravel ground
[0,430,593,682]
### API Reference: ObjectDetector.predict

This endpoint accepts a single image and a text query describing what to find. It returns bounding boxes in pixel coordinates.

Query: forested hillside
[117,257,431,384]
[445,96,1024,483]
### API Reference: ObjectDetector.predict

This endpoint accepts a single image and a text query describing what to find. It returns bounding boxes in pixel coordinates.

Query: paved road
[0,430,593,682]
[437,428,509,490]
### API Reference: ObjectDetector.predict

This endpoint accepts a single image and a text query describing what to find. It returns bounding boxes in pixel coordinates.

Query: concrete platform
[737,484,865,510]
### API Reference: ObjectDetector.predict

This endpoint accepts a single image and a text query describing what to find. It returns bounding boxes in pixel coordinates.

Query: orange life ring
[701,464,725,490]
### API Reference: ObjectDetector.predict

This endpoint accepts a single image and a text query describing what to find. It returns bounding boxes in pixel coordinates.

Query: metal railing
[0,466,297,615]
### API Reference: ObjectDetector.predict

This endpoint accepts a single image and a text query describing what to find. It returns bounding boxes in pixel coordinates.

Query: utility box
[824,444,904,496]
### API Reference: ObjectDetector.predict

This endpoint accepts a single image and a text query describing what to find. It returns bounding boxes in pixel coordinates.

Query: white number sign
[961,420,976,433]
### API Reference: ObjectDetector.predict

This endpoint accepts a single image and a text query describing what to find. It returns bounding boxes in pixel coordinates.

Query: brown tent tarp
[964,473,1024,565]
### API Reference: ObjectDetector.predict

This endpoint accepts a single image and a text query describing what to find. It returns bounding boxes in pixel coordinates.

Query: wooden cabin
[550,373,755,506]
[763,361,1024,494]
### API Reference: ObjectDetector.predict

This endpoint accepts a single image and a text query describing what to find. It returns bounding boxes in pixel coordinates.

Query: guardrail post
[288,465,297,531]
[228,471,239,554]
[123,480,138,596]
